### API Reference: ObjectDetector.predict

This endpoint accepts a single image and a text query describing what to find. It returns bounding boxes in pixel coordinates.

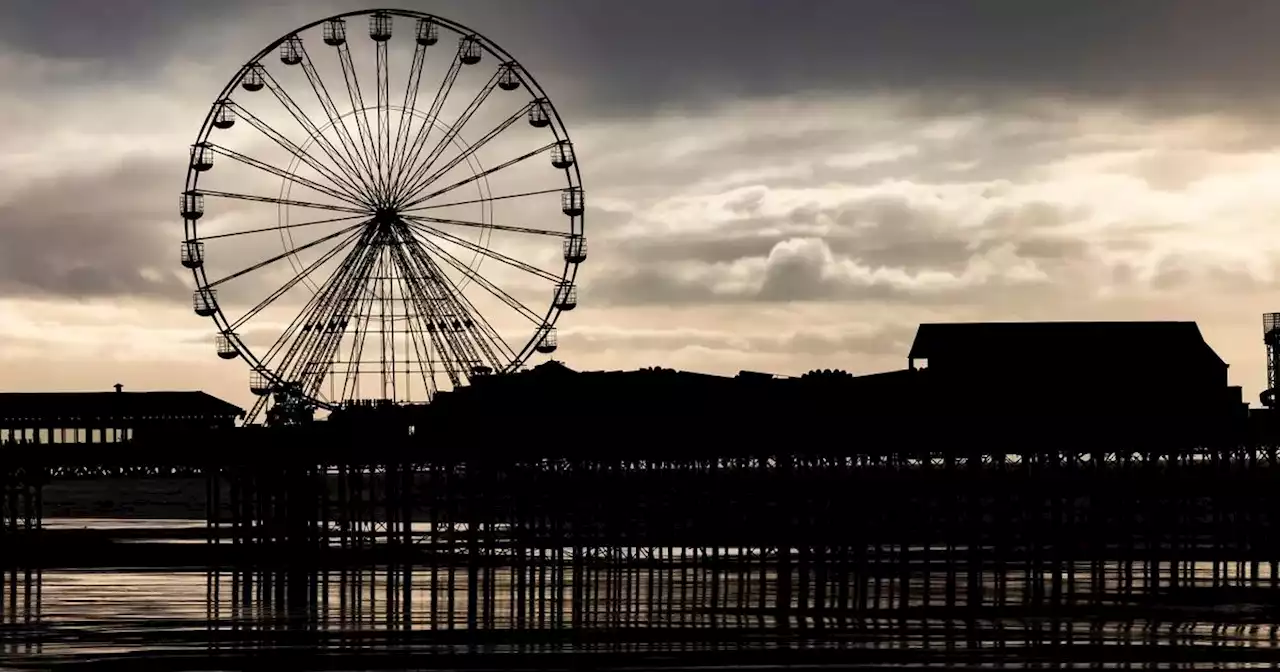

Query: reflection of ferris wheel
[179,9,586,424]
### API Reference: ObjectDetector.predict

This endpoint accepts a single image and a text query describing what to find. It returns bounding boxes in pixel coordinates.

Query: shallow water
[9,519,1280,669]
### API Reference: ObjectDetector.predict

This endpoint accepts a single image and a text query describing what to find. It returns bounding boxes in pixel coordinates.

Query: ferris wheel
[179,9,586,424]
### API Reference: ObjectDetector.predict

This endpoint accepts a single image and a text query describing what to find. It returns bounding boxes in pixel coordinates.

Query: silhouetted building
[427,360,925,438]
[0,386,244,445]
[1262,313,1280,408]
[907,321,1245,433]
[418,320,1246,448]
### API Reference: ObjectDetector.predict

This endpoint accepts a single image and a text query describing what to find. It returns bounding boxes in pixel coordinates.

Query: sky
[3,0,1280,410]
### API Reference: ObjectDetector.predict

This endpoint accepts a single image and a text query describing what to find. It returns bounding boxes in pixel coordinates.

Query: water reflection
[0,568,40,658]
[14,516,1280,668]
[3,563,1280,668]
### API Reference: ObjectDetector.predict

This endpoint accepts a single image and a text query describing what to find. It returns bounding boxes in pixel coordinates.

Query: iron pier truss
[179,9,585,423]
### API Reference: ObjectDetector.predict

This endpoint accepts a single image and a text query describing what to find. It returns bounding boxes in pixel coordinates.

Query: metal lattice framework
[180,9,586,424]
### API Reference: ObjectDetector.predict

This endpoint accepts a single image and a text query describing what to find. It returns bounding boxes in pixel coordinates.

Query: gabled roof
[907,321,1226,367]
[529,360,577,376]
[0,391,245,421]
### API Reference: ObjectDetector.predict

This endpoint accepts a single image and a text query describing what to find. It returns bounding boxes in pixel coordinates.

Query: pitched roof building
[906,321,1242,420]
[0,386,243,445]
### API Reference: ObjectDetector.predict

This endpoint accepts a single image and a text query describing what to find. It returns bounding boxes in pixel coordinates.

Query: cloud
[16,2,1280,117]
[6,2,1280,410]
[0,154,189,299]
[591,236,1054,307]
[560,323,916,361]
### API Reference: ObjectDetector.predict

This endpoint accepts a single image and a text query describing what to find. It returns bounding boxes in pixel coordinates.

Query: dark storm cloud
[10,1,1280,114]
[476,0,1280,117]
[0,155,188,299]
[0,0,258,71]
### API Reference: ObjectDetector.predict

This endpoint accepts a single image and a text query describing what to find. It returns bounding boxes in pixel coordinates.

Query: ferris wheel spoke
[390,42,430,201]
[405,219,560,283]
[387,245,474,384]
[403,242,517,365]
[339,256,400,401]
[396,105,529,206]
[269,250,359,358]
[309,236,413,400]
[402,141,556,209]
[408,232,543,324]
[338,273,379,401]
[402,188,562,214]
[375,38,392,202]
[393,71,501,204]
[335,43,383,202]
[204,220,367,289]
[404,213,568,238]
[199,189,368,215]
[194,213,368,243]
[205,143,366,208]
[296,41,383,200]
[374,250,398,398]
[275,238,381,398]
[394,257,476,384]
[399,312,438,399]
[341,250,400,398]
[394,52,462,202]
[229,102,368,204]
[227,225,367,331]
[277,256,366,391]
[258,68,374,201]
[395,236,514,368]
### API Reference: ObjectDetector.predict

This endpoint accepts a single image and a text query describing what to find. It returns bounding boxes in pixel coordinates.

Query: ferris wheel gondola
[179,9,585,424]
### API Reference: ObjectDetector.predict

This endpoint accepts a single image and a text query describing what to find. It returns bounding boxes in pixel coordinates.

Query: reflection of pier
[0,569,40,658]
[16,438,1280,625]
[11,560,1280,664]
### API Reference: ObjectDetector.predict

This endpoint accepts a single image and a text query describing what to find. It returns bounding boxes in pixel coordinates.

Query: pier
[4,319,1280,663]
[9,426,1280,629]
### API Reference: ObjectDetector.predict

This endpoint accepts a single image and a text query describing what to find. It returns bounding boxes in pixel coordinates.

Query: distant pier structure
[1263,313,1280,408]
[0,386,243,446]
[1,387,243,546]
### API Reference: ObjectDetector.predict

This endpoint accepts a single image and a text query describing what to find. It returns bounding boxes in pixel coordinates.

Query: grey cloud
[581,104,1184,203]
[13,1,1280,116]
[584,260,1040,308]
[1151,255,1194,292]
[1148,255,1270,295]
[0,0,260,80]
[618,235,778,267]
[6,2,1279,317]
[613,194,1092,278]
[0,152,320,306]
[1132,154,1217,193]
[0,155,189,299]
[583,189,1140,309]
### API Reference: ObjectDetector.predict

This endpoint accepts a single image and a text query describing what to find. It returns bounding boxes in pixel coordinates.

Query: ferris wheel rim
[180,7,585,415]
